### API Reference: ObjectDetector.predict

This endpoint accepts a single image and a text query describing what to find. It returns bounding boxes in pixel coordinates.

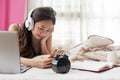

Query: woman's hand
[41,27,54,42]
[31,55,53,68]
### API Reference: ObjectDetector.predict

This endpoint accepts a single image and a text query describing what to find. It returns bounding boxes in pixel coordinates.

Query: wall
[0,0,26,30]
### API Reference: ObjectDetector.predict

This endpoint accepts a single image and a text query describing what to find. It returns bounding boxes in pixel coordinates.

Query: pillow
[86,35,114,48]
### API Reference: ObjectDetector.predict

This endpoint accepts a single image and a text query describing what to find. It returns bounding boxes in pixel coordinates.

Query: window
[27,0,120,50]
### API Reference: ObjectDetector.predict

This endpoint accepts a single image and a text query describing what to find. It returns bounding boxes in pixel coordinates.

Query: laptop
[0,31,31,74]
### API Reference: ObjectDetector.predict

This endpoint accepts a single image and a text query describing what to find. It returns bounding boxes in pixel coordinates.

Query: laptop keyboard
[20,64,32,73]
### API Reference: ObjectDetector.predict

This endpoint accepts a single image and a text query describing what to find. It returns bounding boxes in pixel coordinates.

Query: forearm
[46,35,52,53]
[41,41,49,54]
[21,56,53,68]
[20,57,34,66]
[41,35,52,55]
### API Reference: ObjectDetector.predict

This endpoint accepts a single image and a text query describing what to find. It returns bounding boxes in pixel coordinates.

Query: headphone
[25,9,35,31]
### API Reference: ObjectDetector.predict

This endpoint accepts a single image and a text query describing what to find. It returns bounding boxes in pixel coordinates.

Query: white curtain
[27,0,120,50]
[81,0,120,45]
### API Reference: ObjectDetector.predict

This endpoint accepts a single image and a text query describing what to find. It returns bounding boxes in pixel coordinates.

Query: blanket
[68,35,120,65]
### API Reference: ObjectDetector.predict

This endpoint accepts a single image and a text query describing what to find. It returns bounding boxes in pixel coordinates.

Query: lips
[36,34,42,39]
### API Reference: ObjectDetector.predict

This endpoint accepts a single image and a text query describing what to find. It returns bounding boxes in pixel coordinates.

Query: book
[71,60,114,73]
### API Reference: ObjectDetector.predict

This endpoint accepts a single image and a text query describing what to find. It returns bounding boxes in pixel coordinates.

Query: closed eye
[38,26,44,31]
[40,28,44,30]
[46,29,51,32]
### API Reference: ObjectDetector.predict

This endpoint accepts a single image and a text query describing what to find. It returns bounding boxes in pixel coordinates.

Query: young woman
[9,7,56,68]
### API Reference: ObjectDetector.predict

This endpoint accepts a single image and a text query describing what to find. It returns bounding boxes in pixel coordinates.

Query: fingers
[44,60,52,68]
[49,49,65,58]
[51,27,54,32]
[43,63,52,68]
[38,58,53,69]
[49,49,58,58]
[48,27,54,34]
[44,58,53,68]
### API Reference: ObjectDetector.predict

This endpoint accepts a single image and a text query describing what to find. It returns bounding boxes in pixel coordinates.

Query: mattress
[0,66,120,80]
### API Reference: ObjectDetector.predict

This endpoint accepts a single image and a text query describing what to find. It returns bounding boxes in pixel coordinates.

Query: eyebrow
[40,26,45,29]
[40,25,52,30]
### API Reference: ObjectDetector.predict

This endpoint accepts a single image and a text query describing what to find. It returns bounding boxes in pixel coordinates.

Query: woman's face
[32,20,54,40]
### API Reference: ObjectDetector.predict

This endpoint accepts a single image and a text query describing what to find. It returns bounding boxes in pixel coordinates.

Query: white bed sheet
[0,67,120,80]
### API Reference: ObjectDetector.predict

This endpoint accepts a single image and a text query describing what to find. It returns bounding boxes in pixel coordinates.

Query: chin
[35,36,41,40]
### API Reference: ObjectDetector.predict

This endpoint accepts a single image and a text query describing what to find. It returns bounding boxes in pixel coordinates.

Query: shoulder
[8,24,19,31]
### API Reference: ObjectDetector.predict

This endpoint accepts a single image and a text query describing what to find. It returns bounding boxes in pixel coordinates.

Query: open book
[71,60,115,73]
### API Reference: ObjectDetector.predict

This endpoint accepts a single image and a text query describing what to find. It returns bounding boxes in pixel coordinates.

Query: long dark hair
[20,7,56,58]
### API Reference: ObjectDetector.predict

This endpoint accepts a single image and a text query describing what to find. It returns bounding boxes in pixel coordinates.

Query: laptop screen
[0,31,21,73]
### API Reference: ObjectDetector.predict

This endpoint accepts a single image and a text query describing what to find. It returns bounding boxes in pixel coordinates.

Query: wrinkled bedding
[68,35,120,65]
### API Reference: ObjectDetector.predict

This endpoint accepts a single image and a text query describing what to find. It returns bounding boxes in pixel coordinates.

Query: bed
[0,66,120,80]
[0,35,120,80]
